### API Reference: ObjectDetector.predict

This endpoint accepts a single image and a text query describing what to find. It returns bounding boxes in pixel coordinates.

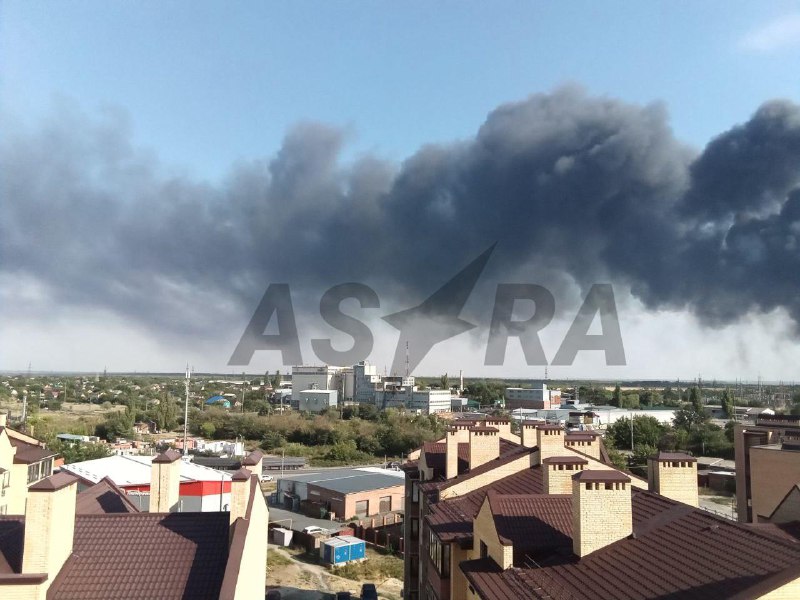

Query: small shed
[271,527,294,547]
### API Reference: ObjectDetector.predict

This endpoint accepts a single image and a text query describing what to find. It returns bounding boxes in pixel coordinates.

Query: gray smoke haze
[3,86,800,345]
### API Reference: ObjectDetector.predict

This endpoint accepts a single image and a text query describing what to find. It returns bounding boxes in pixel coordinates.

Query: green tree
[721,389,734,419]
[689,386,703,413]
[440,373,449,390]
[611,384,621,407]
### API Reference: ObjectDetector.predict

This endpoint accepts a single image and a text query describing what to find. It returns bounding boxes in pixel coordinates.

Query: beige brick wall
[8,463,29,515]
[440,451,538,500]
[537,429,565,461]
[520,424,538,448]
[149,459,180,513]
[446,428,469,480]
[565,439,601,460]
[449,544,470,600]
[750,447,800,521]
[468,430,500,470]
[471,499,512,569]
[649,460,698,507]
[756,576,800,599]
[22,480,77,598]
[572,478,632,557]
[230,480,269,600]
[544,463,585,495]
[0,583,44,600]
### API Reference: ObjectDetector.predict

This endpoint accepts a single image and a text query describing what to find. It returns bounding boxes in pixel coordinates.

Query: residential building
[276,466,405,520]
[735,414,800,523]
[0,413,58,515]
[0,450,268,599]
[404,417,800,600]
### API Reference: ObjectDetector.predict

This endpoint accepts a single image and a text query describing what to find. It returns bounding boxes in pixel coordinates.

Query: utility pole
[183,365,191,456]
[241,372,246,414]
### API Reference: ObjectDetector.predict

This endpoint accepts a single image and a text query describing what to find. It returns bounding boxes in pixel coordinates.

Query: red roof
[461,490,800,600]
[75,477,140,515]
[48,512,230,599]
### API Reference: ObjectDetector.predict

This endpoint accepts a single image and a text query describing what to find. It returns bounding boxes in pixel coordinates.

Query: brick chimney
[543,456,587,494]
[648,452,699,507]
[536,424,565,461]
[445,426,470,479]
[572,470,632,557]
[564,432,601,460]
[241,450,264,476]
[23,472,78,578]
[150,449,182,512]
[229,468,251,524]
[484,417,511,436]
[520,420,544,448]
[468,426,500,470]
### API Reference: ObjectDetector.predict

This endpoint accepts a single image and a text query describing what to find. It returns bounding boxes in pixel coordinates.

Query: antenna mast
[183,364,191,456]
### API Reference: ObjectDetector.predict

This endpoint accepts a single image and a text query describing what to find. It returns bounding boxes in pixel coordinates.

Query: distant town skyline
[3,3,800,380]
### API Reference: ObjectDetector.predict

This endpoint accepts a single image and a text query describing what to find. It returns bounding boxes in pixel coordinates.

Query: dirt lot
[267,545,402,600]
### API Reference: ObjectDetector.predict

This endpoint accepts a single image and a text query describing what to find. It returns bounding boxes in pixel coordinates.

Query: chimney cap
[153,449,182,464]
[29,472,78,492]
[521,420,546,427]
[649,451,697,463]
[241,450,264,466]
[573,469,631,483]
[469,426,499,433]
[231,468,252,482]
[536,424,563,431]
[543,456,588,465]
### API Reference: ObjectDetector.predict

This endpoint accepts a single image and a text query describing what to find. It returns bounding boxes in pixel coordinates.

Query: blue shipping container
[339,536,366,560]
[321,536,366,565]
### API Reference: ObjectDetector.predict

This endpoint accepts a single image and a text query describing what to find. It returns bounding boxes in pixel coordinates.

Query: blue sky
[3,2,799,181]
[3,2,800,378]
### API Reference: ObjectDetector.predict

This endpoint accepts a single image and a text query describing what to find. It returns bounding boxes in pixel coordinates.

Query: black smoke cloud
[3,87,800,343]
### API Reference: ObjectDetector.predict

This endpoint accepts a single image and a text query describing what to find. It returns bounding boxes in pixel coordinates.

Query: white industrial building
[298,388,339,413]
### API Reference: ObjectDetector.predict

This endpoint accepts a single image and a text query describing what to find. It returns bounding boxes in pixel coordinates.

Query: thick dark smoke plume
[3,86,800,342]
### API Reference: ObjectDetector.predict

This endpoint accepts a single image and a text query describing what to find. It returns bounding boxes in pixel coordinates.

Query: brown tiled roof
[427,466,544,543]
[486,491,572,556]
[420,438,520,480]
[572,469,630,483]
[241,450,263,466]
[29,472,77,491]
[542,456,587,465]
[650,451,697,463]
[48,512,230,599]
[75,477,139,515]
[152,448,182,464]
[0,516,24,574]
[462,490,800,600]
[11,439,57,464]
[422,445,534,492]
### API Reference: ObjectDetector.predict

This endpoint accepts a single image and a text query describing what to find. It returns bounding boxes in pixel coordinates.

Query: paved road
[268,505,349,534]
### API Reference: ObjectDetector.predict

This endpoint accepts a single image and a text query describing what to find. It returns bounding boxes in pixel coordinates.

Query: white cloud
[740,13,800,53]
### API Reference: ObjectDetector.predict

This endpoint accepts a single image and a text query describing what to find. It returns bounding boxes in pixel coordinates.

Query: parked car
[260,473,274,482]
[303,525,327,535]
[335,592,351,600]
[360,583,378,600]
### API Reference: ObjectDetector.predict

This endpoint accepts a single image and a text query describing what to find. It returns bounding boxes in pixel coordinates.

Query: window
[379,495,391,513]
[412,480,420,503]
[411,517,419,539]
[355,499,369,516]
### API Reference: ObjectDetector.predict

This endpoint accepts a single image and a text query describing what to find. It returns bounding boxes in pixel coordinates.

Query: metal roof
[279,467,404,494]
[61,455,233,486]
